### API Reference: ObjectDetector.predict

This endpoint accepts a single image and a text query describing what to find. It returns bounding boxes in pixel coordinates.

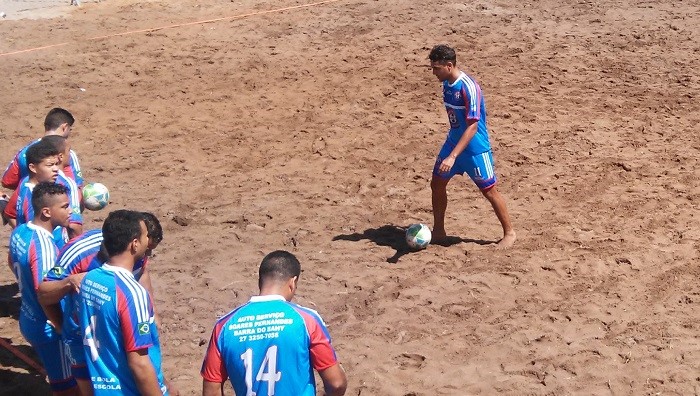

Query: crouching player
[8,182,78,395]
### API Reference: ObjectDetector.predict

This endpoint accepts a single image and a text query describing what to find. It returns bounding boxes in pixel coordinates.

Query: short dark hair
[41,135,68,153]
[102,210,144,257]
[31,182,68,215]
[44,108,74,131]
[429,44,457,65]
[26,140,60,167]
[258,250,301,289]
[141,212,163,244]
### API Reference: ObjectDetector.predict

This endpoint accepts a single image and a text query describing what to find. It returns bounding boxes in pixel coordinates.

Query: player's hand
[69,273,87,293]
[165,379,180,396]
[439,156,456,174]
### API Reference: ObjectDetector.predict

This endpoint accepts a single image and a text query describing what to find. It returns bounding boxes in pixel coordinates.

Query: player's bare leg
[481,186,516,249]
[430,176,450,242]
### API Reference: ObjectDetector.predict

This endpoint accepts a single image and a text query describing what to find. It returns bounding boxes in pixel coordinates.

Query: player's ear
[39,206,51,220]
[28,163,37,175]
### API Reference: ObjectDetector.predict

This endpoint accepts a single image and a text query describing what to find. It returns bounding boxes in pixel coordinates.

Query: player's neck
[107,253,137,272]
[31,218,54,234]
[447,69,462,85]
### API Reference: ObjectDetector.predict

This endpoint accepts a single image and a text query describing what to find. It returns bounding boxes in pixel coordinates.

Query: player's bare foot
[431,228,447,244]
[494,231,516,250]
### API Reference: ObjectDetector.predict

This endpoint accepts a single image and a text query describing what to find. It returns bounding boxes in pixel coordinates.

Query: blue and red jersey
[78,264,167,395]
[9,222,60,346]
[13,174,82,248]
[201,295,339,396]
[443,71,492,156]
[45,229,149,351]
[2,138,83,189]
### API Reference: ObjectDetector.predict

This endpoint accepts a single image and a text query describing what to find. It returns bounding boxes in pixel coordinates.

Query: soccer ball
[83,182,110,211]
[405,223,431,250]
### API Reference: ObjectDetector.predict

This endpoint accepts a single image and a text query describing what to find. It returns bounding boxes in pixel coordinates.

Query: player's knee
[480,184,497,198]
[430,176,448,191]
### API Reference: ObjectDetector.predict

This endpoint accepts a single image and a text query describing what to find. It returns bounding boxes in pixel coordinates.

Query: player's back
[79,265,167,395]
[47,229,104,346]
[212,296,329,396]
[9,222,60,345]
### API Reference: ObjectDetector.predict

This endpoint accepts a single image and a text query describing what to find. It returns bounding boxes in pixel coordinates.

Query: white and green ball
[406,223,431,249]
[82,182,110,211]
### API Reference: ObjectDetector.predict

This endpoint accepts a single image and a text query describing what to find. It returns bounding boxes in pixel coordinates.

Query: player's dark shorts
[433,141,497,190]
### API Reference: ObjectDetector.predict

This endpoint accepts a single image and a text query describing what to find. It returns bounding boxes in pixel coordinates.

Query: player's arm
[202,380,224,396]
[38,273,86,304]
[319,364,348,396]
[201,324,227,396]
[127,348,164,396]
[4,188,19,229]
[1,156,20,190]
[439,119,477,174]
[301,309,348,395]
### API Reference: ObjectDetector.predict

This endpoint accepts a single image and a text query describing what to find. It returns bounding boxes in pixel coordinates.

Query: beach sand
[0,0,699,394]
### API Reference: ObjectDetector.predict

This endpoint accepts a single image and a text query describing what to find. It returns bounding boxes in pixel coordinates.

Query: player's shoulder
[289,303,326,324]
[63,229,103,250]
[18,138,41,154]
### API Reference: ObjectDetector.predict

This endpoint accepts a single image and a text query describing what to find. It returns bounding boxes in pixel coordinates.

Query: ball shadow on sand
[333,225,486,263]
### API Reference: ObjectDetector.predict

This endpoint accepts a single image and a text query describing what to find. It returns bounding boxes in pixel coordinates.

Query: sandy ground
[1,0,699,395]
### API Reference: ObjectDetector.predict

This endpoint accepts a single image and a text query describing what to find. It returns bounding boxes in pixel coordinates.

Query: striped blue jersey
[443,71,491,155]
[78,264,167,395]
[45,230,149,350]
[9,222,61,345]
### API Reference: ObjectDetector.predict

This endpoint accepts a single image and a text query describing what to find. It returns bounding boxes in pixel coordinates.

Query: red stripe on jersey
[1,156,20,190]
[201,312,234,383]
[295,308,338,371]
[28,242,41,291]
[117,287,140,352]
[4,188,18,219]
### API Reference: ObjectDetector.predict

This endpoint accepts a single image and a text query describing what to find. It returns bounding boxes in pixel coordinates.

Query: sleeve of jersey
[117,285,155,352]
[1,156,20,190]
[44,251,87,281]
[462,84,481,121]
[29,237,57,291]
[200,322,228,383]
[65,179,83,225]
[296,308,339,371]
[69,151,84,188]
[3,189,18,219]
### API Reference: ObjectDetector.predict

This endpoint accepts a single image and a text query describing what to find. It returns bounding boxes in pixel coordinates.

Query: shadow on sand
[333,225,494,263]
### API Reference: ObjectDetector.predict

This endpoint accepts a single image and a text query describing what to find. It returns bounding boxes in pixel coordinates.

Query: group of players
[3,109,348,395]
[3,43,517,396]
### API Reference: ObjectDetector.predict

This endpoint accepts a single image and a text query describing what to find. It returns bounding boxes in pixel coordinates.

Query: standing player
[428,44,516,249]
[2,107,83,190]
[77,210,171,395]
[39,212,165,396]
[201,250,348,396]
[8,182,78,395]
[3,140,67,243]
[4,139,81,245]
